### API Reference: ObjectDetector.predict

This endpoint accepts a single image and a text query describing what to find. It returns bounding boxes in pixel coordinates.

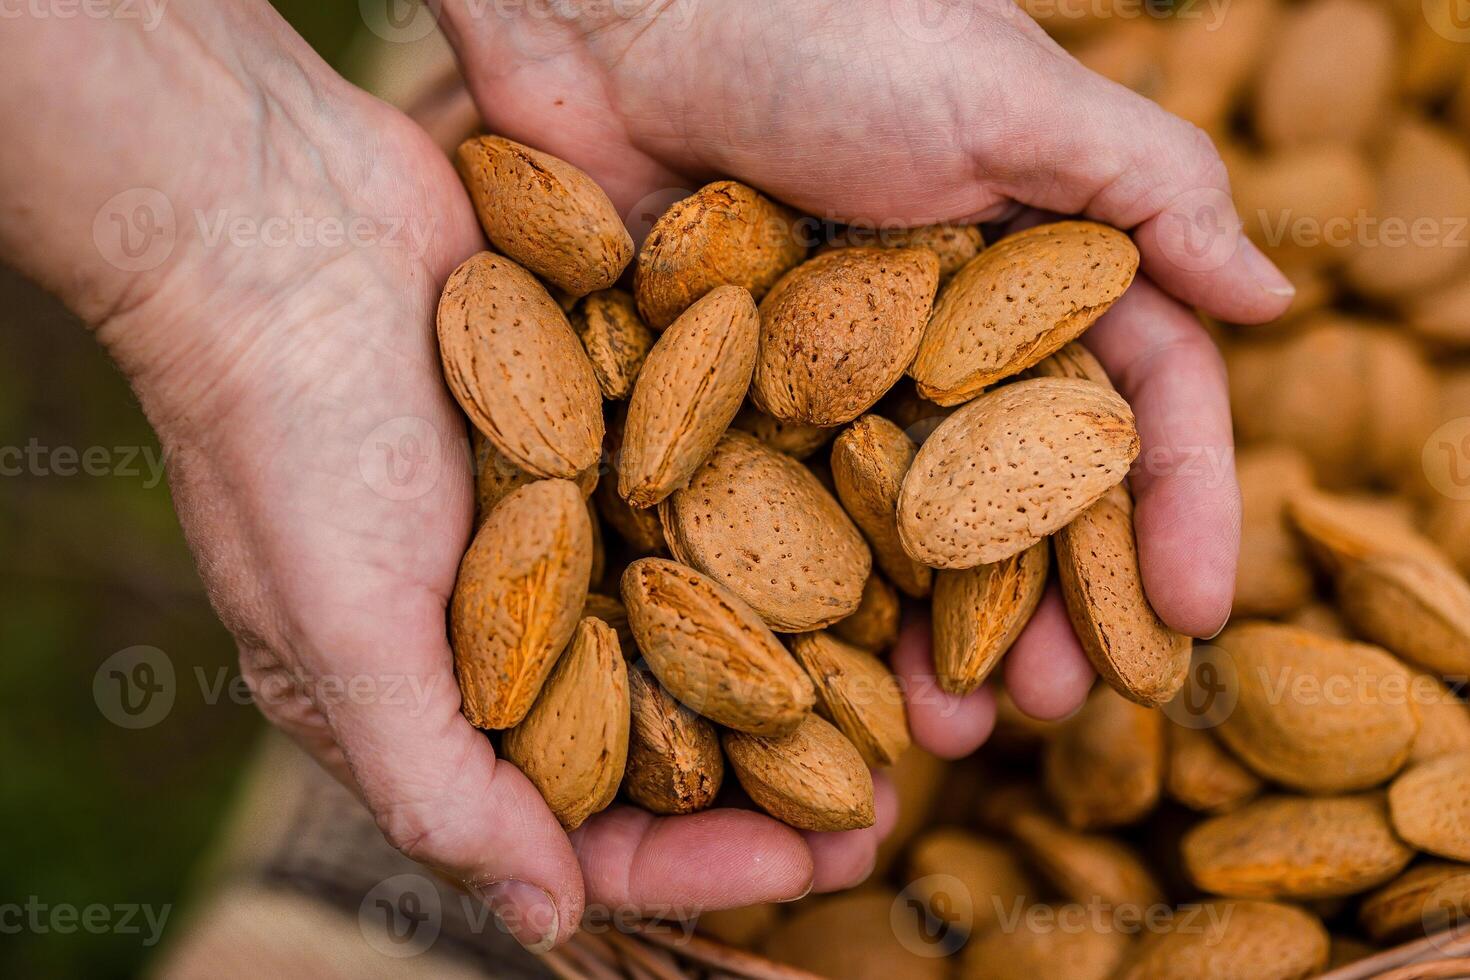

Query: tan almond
[830,414,933,598]
[930,542,1048,695]
[1337,554,1470,677]
[1284,602,1351,638]
[789,631,909,767]
[1287,486,1446,574]
[620,557,813,735]
[761,890,948,980]
[911,221,1138,406]
[581,592,633,653]
[502,617,628,829]
[1234,144,1377,269]
[455,136,631,296]
[619,285,760,507]
[571,288,654,399]
[750,247,940,425]
[907,828,1039,934]
[1388,751,1470,861]
[623,663,723,814]
[596,409,666,554]
[1114,900,1328,980]
[450,479,592,729]
[1182,794,1414,899]
[1010,810,1166,912]
[659,431,871,631]
[959,905,1130,980]
[1359,861,1470,943]
[1056,484,1191,707]
[820,223,984,280]
[1165,722,1263,814]
[1043,686,1164,830]
[437,252,604,479]
[724,714,876,832]
[1407,673,1470,765]
[730,403,835,460]
[830,573,901,653]
[1210,622,1418,793]
[898,378,1140,568]
[634,180,807,330]
[1233,445,1315,617]
[471,430,597,523]
[1027,340,1114,387]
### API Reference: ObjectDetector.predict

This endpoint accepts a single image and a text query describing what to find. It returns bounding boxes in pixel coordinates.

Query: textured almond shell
[1055,485,1191,707]
[571,288,654,399]
[908,829,1039,934]
[634,180,807,330]
[723,714,875,832]
[931,541,1048,695]
[659,431,871,631]
[437,252,604,479]
[1211,622,1419,793]
[455,136,632,296]
[1113,901,1328,980]
[750,247,940,425]
[1388,751,1470,862]
[450,479,592,729]
[1407,672,1470,765]
[621,558,813,735]
[618,285,759,508]
[830,415,933,598]
[472,430,597,523]
[898,378,1140,569]
[1165,722,1263,814]
[911,221,1138,406]
[821,223,984,280]
[501,617,629,829]
[1182,794,1414,899]
[730,404,835,460]
[624,664,724,814]
[1043,685,1164,830]
[788,631,910,767]
[1027,340,1114,387]
[830,573,901,653]
[1010,810,1166,911]
[1337,554,1470,677]
[1359,861,1470,943]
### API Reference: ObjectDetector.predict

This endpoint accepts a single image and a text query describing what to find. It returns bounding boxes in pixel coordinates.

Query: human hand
[441,0,1279,751]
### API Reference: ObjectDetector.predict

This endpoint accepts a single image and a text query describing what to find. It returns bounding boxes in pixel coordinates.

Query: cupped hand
[442,0,1275,752]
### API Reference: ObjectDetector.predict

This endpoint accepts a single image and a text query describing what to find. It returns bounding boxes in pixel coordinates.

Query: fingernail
[1201,619,1229,642]
[1238,234,1295,297]
[779,880,815,904]
[475,880,559,953]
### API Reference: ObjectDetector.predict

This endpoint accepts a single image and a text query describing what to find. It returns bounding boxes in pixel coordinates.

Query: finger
[318,598,584,953]
[891,616,997,760]
[800,770,899,893]
[1002,582,1095,720]
[569,806,813,913]
[1082,276,1240,638]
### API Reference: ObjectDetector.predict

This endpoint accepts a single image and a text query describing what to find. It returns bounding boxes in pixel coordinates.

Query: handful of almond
[435,135,1165,836]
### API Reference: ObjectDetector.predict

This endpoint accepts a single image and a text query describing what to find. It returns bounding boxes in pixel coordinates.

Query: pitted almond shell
[455,136,632,296]
[1027,340,1115,388]
[1043,685,1164,830]
[1113,901,1328,980]
[1210,622,1419,793]
[502,617,628,829]
[659,431,871,632]
[831,573,901,653]
[830,414,933,598]
[571,288,655,399]
[750,247,940,426]
[898,378,1139,569]
[624,663,724,814]
[731,404,835,460]
[581,592,633,652]
[1338,553,1470,677]
[437,252,604,479]
[723,714,876,832]
[931,541,1048,695]
[788,631,910,767]
[820,223,984,280]
[1182,794,1414,899]
[621,558,813,735]
[1055,484,1191,707]
[450,479,592,729]
[619,285,760,508]
[634,180,807,330]
[1387,751,1470,862]
[911,221,1138,406]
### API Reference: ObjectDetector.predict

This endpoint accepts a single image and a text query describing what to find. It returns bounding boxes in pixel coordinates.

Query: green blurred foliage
[0,3,368,977]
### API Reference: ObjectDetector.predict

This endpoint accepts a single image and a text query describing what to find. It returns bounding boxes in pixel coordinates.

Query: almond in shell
[724,714,875,832]
[1010,809,1166,912]
[1337,554,1470,677]
[502,617,629,829]
[1165,722,1263,814]
[750,247,940,426]
[819,223,984,280]
[1233,445,1315,618]
[1387,751,1470,862]
[619,285,760,508]
[907,828,1039,934]
[830,414,933,598]
[830,573,901,653]
[1113,900,1329,980]
[930,541,1048,694]
[1359,861,1470,943]
[624,663,723,814]
[451,479,592,729]
[911,221,1138,406]
[1043,685,1164,830]
[788,631,910,767]
[731,404,835,459]
[621,558,813,735]
[437,252,604,479]
[898,378,1140,569]
[571,288,654,400]
[760,890,948,980]
[959,906,1129,980]
[1407,672,1470,765]
[472,430,597,523]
